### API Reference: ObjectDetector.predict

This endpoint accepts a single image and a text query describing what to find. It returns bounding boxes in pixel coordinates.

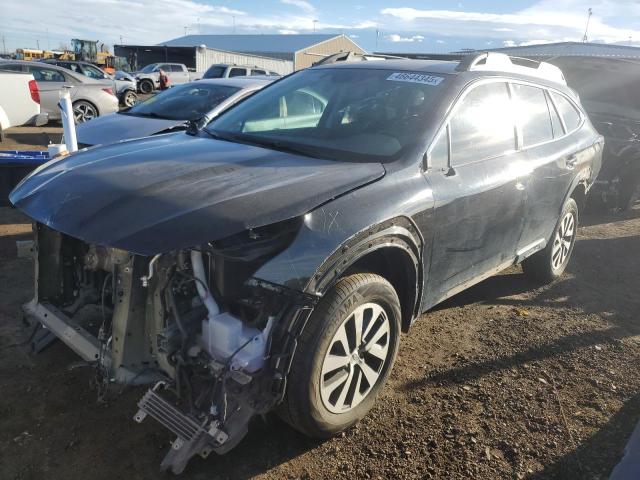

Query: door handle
[566,155,578,169]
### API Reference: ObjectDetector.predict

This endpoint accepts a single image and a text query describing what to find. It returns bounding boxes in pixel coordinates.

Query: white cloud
[350,34,360,39]
[436,39,445,44]
[1,0,378,51]
[386,34,425,43]
[381,1,640,44]
[503,40,517,47]
[280,0,315,14]
[211,6,246,15]
[278,29,299,34]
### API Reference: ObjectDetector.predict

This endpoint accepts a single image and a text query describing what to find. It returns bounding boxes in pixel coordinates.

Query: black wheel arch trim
[305,216,424,332]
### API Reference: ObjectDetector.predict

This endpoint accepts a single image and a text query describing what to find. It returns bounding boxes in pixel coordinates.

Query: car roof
[311,58,570,89]
[196,77,275,88]
[312,59,461,75]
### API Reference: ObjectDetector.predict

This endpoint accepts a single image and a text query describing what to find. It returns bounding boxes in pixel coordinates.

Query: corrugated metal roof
[454,42,640,59]
[159,34,340,53]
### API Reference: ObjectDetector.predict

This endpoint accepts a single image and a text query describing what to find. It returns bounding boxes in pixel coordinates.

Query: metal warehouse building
[113,44,292,75]
[159,33,366,70]
[453,41,640,60]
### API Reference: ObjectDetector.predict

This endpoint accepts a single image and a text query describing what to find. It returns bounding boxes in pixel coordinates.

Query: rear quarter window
[512,83,554,147]
[550,91,582,132]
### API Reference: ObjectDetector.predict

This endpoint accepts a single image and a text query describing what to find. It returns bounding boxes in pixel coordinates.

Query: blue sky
[3,0,640,53]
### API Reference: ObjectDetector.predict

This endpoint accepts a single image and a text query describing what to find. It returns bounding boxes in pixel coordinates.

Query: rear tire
[522,198,578,283]
[139,79,154,94]
[278,273,401,438]
[72,100,98,124]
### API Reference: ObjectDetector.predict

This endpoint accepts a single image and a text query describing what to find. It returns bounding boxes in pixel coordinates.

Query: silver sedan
[75,77,274,147]
[0,59,119,124]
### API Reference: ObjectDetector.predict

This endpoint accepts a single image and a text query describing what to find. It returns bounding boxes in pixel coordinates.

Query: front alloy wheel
[122,90,137,107]
[279,273,401,438]
[320,303,391,414]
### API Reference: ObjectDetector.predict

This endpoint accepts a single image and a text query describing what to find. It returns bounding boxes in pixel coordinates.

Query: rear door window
[449,82,516,165]
[0,64,24,72]
[550,92,582,132]
[28,66,65,82]
[251,69,266,76]
[229,68,248,77]
[511,83,554,147]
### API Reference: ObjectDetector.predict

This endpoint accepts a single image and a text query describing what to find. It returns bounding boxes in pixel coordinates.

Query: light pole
[582,8,593,43]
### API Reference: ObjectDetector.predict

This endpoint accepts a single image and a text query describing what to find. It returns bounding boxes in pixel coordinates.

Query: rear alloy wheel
[73,101,98,123]
[279,273,401,438]
[523,197,578,282]
[122,90,138,107]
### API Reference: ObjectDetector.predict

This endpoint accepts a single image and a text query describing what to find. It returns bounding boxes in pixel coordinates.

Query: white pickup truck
[134,63,203,94]
[0,70,47,140]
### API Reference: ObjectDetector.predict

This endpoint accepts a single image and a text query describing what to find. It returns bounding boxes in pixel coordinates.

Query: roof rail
[456,52,566,85]
[313,51,406,66]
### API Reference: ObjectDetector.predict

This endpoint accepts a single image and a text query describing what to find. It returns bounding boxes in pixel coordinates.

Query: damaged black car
[10,53,602,474]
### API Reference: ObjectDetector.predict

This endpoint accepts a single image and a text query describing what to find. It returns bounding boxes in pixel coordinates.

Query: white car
[134,63,203,93]
[0,70,47,139]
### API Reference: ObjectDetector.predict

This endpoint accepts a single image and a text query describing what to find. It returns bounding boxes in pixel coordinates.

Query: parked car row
[9,53,604,473]
[0,59,118,123]
[133,62,280,93]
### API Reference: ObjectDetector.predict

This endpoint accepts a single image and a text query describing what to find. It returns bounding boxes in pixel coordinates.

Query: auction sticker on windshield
[387,72,444,86]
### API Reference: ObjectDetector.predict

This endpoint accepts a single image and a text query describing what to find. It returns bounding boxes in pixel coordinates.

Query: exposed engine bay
[24,222,315,474]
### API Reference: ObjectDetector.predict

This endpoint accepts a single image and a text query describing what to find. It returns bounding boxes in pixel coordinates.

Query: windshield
[139,63,158,73]
[207,68,447,162]
[126,83,241,121]
[204,66,226,79]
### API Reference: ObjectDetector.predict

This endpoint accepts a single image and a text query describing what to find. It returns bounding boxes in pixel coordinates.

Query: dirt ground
[1,126,640,479]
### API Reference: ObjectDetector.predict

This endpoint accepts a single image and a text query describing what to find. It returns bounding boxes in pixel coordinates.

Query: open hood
[10,133,385,255]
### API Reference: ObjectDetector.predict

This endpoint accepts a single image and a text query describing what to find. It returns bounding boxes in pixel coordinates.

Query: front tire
[523,197,578,283]
[279,273,401,438]
[121,89,138,107]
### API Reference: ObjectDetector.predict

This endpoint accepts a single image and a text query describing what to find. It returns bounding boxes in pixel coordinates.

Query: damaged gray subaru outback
[10,53,602,473]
